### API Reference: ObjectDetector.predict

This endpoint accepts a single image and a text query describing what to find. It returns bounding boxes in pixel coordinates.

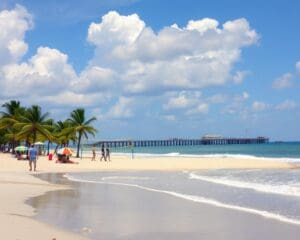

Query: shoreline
[34,171,300,240]
[0,171,88,240]
[0,152,298,239]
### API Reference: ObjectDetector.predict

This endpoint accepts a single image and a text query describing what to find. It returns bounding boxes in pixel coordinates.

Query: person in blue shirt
[28,144,38,171]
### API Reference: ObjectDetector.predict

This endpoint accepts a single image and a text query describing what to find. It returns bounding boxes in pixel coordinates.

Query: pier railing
[91,137,269,148]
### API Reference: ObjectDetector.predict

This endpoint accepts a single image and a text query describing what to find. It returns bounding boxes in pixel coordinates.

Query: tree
[0,100,25,152]
[51,120,76,154]
[0,100,24,118]
[67,108,97,158]
[15,105,54,144]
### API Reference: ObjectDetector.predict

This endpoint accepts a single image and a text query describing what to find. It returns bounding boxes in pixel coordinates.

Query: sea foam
[189,172,300,198]
[110,151,300,163]
[64,173,300,226]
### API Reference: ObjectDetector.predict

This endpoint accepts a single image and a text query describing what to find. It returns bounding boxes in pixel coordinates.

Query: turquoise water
[105,142,300,161]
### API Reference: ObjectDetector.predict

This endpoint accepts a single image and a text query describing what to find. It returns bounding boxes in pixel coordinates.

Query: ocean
[103,141,300,163]
[31,142,300,239]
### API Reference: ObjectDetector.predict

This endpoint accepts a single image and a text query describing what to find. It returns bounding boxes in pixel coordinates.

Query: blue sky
[0,0,299,141]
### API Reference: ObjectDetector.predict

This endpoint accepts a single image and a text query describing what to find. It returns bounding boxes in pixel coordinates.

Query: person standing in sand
[106,147,110,161]
[100,144,106,161]
[91,145,96,161]
[28,144,38,171]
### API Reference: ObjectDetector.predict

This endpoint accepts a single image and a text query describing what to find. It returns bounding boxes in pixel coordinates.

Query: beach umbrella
[14,146,28,152]
[57,147,74,156]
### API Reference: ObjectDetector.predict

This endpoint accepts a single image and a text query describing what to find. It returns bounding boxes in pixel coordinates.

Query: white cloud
[161,90,213,117]
[87,11,258,94]
[30,47,74,77]
[224,92,249,114]
[232,70,249,84]
[72,66,116,93]
[186,18,219,33]
[223,18,258,44]
[242,92,249,99]
[39,91,110,107]
[0,7,261,124]
[275,100,297,111]
[0,4,33,66]
[207,94,228,104]
[252,101,269,112]
[272,73,293,89]
[186,103,209,115]
[235,91,249,101]
[163,91,206,116]
[0,6,80,101]
[164,95,191,109]
[0,47,77,97]
[0,6,116,111]
[106,96,134,119]
[88,11,145,47]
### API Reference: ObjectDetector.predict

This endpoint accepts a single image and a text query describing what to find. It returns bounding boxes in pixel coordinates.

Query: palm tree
[0,128,8,150]
[15,105,54,144]
[0,100,24,117]
[67,108,97,158]
[51,120,76,154]
[0,100,25,152]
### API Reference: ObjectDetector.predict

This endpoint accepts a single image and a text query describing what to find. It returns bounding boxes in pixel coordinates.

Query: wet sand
[29,172,300,240]
[0,171,88,240]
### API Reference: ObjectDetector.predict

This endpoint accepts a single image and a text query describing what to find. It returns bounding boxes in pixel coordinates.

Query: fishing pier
[92,136,269,148]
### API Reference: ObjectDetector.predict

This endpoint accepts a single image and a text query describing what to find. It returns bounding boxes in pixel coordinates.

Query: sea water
[32,142,300,238]
[86,141,300,163]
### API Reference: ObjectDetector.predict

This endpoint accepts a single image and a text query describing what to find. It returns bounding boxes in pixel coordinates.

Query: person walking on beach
[100,144,106,161]
[91,145,96,161]
[106,147,110,161]
[28,144,38,171]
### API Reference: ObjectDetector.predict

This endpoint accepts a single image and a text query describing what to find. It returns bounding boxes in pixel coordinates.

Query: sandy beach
[2,0,300,238]
[0,152,296,239]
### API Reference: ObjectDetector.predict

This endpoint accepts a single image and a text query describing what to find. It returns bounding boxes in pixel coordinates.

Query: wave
[101,176,152,181]
[64,174,300,226]
[107,151,300,163]
[112,152,181,157]
[189,172,300,198]
[164,152,181,156]
[81,147,300,162]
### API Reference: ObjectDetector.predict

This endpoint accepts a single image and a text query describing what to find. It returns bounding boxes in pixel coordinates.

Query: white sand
[0,152,295,239]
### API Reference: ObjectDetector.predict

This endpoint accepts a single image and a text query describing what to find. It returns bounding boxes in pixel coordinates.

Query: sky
[0,0,299,141]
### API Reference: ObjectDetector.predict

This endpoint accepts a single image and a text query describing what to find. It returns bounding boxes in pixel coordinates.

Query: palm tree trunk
[33,131,36,145]
[47,141,51,155]
[54,144,60,155]
[12,139,16,154]
[76,132,82,158]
